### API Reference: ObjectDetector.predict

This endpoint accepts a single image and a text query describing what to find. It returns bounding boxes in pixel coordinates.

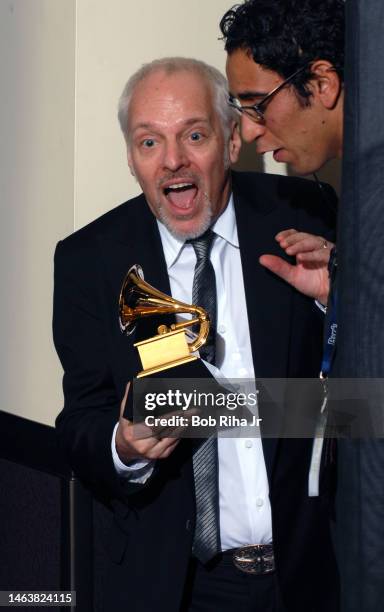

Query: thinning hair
[117,57,236,144]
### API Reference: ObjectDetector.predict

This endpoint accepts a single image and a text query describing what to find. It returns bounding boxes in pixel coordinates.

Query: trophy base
[136,355,198,378]
[134,328,198,378]
[122,353,213,419]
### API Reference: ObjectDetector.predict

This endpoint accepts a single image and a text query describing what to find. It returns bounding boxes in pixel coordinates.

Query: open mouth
[163,182,198,210]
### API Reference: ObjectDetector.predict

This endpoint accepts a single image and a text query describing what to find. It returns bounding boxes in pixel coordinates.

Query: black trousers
[182,552,286,612]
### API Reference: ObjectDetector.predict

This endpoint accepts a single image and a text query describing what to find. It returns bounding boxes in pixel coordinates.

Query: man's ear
[229,121,242,164]
[310,60,342,109]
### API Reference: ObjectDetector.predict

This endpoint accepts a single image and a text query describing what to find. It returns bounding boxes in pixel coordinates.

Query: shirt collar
[212,194,238,248]
[157,194,238,270]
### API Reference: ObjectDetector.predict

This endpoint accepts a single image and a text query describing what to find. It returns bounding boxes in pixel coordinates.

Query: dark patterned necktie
[188,229,220,563]
[189,229,217,364]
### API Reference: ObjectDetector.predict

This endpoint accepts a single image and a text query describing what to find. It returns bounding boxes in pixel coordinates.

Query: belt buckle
[232,544,275,575]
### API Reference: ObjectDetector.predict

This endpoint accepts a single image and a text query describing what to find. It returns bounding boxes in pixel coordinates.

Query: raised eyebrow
[131,122,158,132]
[182,117,211,128]
[130,123,158,138]
[131,118,210,136]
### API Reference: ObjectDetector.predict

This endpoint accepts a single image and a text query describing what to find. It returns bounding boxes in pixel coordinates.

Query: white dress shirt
[112,195,273,549]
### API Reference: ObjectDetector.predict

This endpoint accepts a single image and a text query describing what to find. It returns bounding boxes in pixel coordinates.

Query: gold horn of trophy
[119,264,210,378]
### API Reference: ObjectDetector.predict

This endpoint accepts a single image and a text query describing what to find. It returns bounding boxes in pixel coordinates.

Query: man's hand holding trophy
[116,264,217,464]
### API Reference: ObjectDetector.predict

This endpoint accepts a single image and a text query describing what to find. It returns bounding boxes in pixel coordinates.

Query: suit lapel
[118,196,171,294]
[103,195,175,348]
[120,197,176,343]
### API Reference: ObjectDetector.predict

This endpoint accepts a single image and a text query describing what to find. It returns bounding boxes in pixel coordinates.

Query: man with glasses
[222,0,344,175]
[221,0,344,299]
[221,5,384,612]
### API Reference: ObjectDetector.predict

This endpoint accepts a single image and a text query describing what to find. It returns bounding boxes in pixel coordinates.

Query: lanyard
[309,247,337,497]
[320,246,338,378]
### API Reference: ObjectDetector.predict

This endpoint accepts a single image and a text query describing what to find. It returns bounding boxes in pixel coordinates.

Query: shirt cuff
[111,422,155,482]
[315,299,327,314]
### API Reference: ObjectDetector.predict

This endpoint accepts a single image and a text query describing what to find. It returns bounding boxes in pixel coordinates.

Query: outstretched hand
[259,229,334,306]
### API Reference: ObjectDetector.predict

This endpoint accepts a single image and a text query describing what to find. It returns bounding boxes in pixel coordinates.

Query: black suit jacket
[54,171,338,612]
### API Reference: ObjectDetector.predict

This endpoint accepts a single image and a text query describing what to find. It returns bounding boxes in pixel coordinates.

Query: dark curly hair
[220,0,345,101]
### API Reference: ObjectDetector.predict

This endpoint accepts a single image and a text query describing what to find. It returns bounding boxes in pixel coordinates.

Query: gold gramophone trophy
[119,264,210,378]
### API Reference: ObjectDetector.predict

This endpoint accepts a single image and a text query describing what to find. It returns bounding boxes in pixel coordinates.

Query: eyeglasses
[228,64,310,124]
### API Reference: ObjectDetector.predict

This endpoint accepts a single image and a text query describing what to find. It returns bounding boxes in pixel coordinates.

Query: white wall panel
[0,0,75,425]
